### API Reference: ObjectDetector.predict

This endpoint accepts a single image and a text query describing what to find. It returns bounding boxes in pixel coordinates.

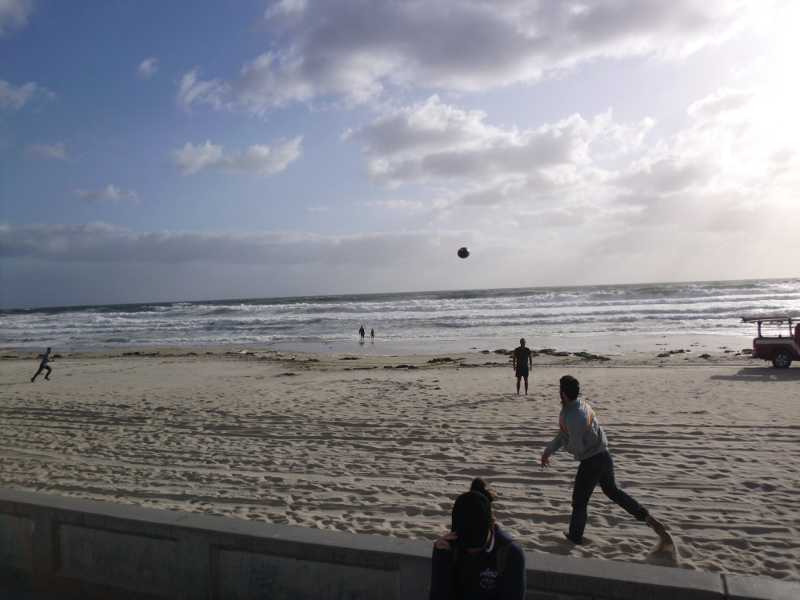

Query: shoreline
[0,345,764,372]
[1,330,758,362]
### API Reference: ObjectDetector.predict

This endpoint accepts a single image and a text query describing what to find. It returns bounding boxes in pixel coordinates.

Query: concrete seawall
[0,488,796,599]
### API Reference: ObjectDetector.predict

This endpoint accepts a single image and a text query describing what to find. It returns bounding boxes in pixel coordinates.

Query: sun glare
[758,3,800,138]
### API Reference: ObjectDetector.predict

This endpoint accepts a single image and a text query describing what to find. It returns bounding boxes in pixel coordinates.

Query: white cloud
[345,96,651,221]
[687,88,754,120]
[0,79,52,110]
[363,199,427,213]
[180,0,762,114]
[343,84,800,271]
[74,185,138,203]
[172,141,222,175]
[0,222,472,267]
[347,96,626,188]
[173,137,302,176]
[0,223,497,306]
[177,68,229,111]
[26,142,67,160]
[344,96,504,162]
[265,0,306,19]
[613,85,800,221]
[1,217,793,309]
[137,57,159,80]
[616,157,715,198]
[0,0,33,37]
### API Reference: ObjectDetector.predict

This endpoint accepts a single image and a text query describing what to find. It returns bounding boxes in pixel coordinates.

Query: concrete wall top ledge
[527,551,724,599]
[0,488,433,560]
[725,574,800,600]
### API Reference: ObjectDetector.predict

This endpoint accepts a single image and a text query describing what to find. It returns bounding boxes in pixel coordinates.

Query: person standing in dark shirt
[30,347,53,382]
[358,325,366,341]
[511,339,532,395]
[430,478,526,600]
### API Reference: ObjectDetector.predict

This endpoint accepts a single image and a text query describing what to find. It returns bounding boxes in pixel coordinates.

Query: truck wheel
[772,352,792,369]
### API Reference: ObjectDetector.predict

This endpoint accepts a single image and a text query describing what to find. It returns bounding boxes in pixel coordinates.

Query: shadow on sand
[710,367,800,382]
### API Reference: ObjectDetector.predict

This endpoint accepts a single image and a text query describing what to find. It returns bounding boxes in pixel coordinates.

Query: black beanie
[451,491,491,548]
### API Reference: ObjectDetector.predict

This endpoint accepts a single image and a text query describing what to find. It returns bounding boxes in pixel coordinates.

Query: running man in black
[31,347,52,382]
[540,375,672,546]
[511,339,532,395]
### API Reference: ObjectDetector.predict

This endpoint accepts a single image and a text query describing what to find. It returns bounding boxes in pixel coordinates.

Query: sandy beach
[0,346,798,582]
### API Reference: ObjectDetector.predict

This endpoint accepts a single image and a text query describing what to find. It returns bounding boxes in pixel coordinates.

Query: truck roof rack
[741,315,800,323]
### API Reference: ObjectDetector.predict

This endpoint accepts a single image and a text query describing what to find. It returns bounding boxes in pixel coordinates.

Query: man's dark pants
[31,365,51,381]
[569,451,648,541]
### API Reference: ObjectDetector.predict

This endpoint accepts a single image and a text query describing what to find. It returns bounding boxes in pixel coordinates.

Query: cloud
[0,222,473,267]
[344,82,800,263]
[74,185,138,203]
[611,85,800,220]
[344,96,504,162]
[265,0,307,19]
[26,142,67,160]
[0,223,497,307]
[345,96,651,221]
[0,0,33,37]
[180,0,758,114]
[173,137,302,176]
[0,79,52,110]
[363,199,427,213]
[1,217,793,309]
[559,88,798,266]
[177,69,230,111]
[172,141,222,175]
[616,157,715,197]
[347,96,625,188]
[137,57,159,80]
[687,88,754,120]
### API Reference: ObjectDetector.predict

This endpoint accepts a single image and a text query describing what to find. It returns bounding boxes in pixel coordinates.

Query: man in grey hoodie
[541,375,669,545]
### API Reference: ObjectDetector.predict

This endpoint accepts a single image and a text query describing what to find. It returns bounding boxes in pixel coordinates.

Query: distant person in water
[370,328,375,341]
[512,338,532,395]
[30,347,53,382]
[358,325,366,341]
[430,478,526,600]
[541,375,672,547]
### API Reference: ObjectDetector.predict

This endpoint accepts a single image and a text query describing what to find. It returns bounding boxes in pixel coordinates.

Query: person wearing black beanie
[429,478,526,600]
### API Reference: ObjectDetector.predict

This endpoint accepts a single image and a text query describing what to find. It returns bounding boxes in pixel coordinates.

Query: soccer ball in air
[457,247,470,259]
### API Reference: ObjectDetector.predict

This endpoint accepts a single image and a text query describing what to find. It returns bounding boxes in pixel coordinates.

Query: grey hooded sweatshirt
[543,398,608,462]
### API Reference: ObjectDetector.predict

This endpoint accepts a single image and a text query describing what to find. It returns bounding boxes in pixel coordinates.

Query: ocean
[1,279,799,354]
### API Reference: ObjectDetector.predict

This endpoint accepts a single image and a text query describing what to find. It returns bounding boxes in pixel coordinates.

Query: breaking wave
[1,278,798,351]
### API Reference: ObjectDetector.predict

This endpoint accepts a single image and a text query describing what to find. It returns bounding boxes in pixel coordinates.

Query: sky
[1,0,798,308]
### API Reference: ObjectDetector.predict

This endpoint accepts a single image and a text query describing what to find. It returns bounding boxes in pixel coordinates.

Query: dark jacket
[429,526,526,600]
